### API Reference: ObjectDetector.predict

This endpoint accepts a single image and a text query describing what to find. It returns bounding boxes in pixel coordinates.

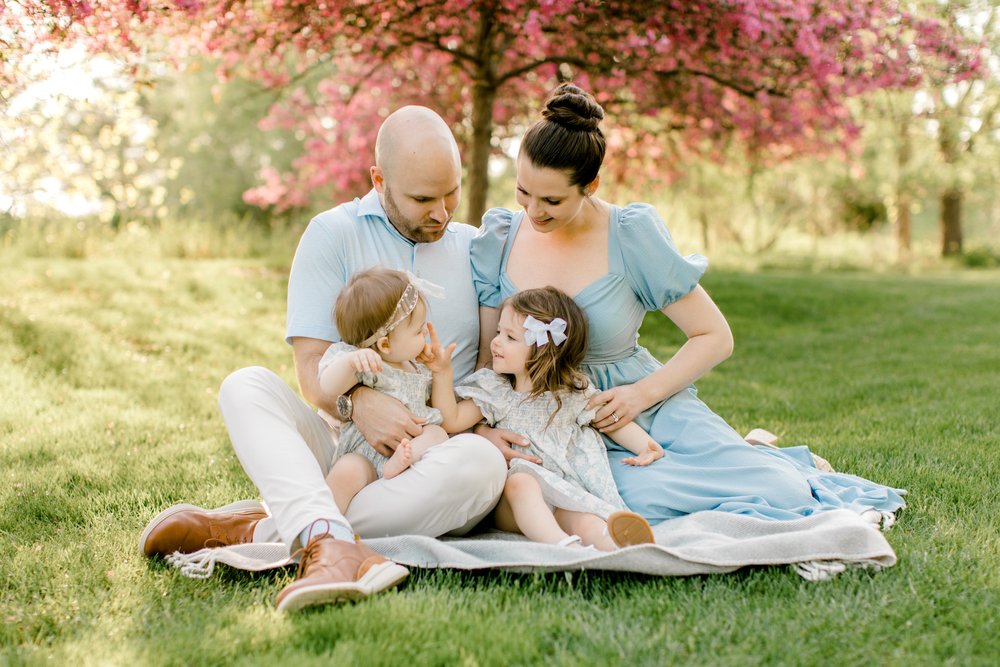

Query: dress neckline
[501,206,621,301]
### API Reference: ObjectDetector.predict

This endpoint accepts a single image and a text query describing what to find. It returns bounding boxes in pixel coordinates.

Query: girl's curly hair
[502,287,590,425]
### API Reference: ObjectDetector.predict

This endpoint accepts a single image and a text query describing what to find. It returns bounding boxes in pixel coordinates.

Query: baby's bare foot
[383,439,413,479]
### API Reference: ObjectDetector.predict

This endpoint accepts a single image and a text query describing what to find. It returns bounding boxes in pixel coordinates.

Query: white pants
[218,366,507,548]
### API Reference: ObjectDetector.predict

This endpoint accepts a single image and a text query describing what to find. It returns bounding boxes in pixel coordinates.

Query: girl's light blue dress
[471,205,906,524]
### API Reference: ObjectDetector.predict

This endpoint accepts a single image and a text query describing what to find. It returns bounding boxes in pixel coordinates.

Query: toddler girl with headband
[318,267,449,514]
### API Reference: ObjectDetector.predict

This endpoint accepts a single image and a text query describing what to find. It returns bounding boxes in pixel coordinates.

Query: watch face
[336,394,352,420]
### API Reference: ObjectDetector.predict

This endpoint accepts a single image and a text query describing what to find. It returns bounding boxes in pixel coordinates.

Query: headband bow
[522,315,567,347]
[404,270,446,300]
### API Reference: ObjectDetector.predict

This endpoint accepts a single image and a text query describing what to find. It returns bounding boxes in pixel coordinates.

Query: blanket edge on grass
[164,508,896,582]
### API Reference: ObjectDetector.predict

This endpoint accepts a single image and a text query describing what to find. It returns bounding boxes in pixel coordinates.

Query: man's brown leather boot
[275,534,409,611]
[139,500,268,557]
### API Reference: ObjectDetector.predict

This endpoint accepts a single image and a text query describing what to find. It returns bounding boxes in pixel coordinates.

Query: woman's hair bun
[541,83,604,132]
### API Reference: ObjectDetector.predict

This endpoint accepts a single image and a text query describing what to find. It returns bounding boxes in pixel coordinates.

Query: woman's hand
[587,383,655,433]
[621,440,664,466]
[416,322,457,373]
[349,348,383,374]
[473,423,541,466]
[352,387,425,456]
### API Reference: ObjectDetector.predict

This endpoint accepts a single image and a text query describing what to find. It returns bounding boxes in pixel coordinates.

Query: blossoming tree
[3,0,979,223]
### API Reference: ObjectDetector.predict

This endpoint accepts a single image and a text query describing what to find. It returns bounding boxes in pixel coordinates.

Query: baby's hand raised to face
[416,321,456,373]
[350,348,384,374]
[621,440,664,467]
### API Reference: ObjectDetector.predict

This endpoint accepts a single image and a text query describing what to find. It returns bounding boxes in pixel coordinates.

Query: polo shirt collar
[357,188,416,245]
[357,188,387,220]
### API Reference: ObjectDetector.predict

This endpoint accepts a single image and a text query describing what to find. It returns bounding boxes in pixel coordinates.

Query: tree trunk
[895,116,912,264]
[466,82,496,227]
[941,188,963,256]
[937,117,963,257]
[896,192,911,264]
[465,3,497,227]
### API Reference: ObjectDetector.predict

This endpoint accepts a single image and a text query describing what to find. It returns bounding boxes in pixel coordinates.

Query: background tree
[6,0,979,225]
[142,58,304,225]
[861,1,999,258]
[0,53,169,225]
[929,2,999,256]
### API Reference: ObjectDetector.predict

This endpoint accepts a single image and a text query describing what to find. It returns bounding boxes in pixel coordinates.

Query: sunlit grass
[0,215,303,264]
[1,238,997,664]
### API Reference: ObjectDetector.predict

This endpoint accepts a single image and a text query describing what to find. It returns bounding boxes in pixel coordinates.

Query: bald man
[139,107,507,611]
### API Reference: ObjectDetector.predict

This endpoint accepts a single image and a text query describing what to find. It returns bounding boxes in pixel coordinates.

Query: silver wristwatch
[335,392,354,422]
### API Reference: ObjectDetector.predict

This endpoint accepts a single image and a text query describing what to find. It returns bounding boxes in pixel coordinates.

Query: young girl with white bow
[422,286,664,550]
[318,267,450,513]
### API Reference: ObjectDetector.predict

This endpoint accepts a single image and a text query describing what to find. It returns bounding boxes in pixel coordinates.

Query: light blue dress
[471,205,906,524]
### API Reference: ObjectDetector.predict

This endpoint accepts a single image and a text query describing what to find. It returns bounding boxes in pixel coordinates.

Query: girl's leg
[492,492,520,534]
[326,453,378,514]
[383,425,450,479]
[500,473,573,545]
[554,510,616,551]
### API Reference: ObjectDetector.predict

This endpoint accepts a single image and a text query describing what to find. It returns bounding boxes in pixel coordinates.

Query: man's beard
[382,186,448,244]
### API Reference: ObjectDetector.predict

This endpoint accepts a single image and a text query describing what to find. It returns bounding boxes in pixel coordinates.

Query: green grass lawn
[1,254,997,666]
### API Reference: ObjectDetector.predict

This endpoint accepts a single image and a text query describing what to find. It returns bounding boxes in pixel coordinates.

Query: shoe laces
[291,519,361,577]
[291,533,334,579]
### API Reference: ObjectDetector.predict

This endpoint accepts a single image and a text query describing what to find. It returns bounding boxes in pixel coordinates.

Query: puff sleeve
[316,341,357,382]
[618,203,708,311]
[454,369,514,425]
[469,207,515,308]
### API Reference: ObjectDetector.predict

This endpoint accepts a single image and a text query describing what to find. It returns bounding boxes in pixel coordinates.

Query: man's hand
[416,322,456,373]
[473,424,541,466]
[352,387,425,456]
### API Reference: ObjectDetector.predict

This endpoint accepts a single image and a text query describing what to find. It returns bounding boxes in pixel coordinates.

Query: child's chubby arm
[418,322,485,433]
[607,423,664,466]
[318,348,383,399]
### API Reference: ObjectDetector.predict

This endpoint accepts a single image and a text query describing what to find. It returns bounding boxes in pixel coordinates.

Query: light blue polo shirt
[286,189,481,379]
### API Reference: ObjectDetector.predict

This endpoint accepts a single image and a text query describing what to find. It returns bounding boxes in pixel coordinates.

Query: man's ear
[370,166,384,192]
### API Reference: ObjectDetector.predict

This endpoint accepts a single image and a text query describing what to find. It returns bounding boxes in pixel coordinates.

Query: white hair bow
[522,315,567,347]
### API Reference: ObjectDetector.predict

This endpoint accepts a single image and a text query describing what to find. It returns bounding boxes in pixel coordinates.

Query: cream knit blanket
[166,508,897,583]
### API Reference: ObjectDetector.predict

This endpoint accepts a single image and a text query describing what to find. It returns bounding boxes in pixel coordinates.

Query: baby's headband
[360,271,444,348]
[523,315,567,347]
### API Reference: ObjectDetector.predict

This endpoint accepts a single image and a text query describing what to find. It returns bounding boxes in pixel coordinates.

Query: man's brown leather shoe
[139,500,268,557]
[275,534,409,612]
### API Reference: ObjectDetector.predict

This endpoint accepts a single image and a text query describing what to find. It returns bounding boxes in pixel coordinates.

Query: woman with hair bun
[471,83,905,526]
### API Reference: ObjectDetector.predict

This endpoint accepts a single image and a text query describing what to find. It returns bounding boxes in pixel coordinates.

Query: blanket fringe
[862,509,898,532]
[794,560,848,581]
[794,558,887,581]
[165,549,218,579]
